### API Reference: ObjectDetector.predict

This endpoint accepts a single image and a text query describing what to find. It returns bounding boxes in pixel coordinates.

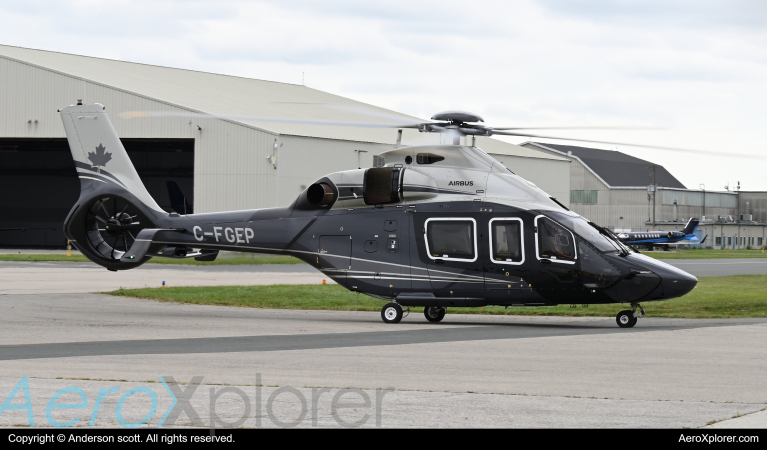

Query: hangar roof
[524,142,686,189]
[0,44,565,162]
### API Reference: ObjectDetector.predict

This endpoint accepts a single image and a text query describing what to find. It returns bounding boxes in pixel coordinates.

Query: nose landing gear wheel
[381,303,403,324]
[616,310,637,328]
[424,306,446,323]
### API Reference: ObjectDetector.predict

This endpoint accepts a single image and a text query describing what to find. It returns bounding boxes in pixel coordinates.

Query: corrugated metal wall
[0,55,399,214]
[740,192,767,223]
[661,190,737,208]
[0,55,601,217]
[0,55,283,214]
[276,136,393,206]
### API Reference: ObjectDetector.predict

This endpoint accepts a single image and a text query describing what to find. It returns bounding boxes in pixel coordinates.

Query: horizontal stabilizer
[120,228,164,262]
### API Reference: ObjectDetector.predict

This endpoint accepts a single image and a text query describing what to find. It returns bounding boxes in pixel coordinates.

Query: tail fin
[681,218,699,235]
[59,102,163,212]
[60,102,167,271]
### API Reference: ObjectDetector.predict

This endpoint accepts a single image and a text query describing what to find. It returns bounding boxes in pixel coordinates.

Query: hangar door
[0,138,194,249]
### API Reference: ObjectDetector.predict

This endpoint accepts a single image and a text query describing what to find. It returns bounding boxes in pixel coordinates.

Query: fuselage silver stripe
[78,176,106,183]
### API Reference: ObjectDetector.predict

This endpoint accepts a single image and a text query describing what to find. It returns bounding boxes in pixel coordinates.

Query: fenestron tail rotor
[86,197,144,260]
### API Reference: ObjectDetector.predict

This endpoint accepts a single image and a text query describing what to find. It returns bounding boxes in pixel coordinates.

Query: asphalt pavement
[0,258,765,428]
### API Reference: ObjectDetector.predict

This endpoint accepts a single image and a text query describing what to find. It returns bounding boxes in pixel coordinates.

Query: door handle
[434,259,445,264]
[541,259,552,264]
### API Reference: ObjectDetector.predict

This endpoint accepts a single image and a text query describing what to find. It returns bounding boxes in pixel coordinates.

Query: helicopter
[58,103,698,329]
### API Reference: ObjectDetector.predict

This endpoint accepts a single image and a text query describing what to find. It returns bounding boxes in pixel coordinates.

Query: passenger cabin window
[416,153,445,165]
[425,218,477,261]
[536,217,576,262]
[489,218,524,264]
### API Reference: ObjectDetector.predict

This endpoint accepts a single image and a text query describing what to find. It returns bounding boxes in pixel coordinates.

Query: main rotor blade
[490,126,663,131]
[490,130,766,160]
[120,111,425,129]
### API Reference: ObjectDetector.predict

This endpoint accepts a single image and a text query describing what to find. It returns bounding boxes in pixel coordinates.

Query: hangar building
[0,44,569,248]
[522,142,738,229]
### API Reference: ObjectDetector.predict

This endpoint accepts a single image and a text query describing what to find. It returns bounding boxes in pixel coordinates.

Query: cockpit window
[416,153,445,165]
[537,217,576,261]
[544,211,622,253]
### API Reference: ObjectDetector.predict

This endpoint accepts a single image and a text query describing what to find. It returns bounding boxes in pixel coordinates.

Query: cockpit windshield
[544,211,625,254]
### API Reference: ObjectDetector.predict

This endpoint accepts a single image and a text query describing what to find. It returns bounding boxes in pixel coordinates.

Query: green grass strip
[106,275,767,319]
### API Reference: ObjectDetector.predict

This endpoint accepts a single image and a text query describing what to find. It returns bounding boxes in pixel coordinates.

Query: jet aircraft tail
[166,181,193,215]
[681,218,700,235]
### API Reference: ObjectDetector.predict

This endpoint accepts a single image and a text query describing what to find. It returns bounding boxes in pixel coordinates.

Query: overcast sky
[2,0,766,190]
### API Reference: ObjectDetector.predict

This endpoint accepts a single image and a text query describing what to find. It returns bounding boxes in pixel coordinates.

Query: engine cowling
[363,167,403,205]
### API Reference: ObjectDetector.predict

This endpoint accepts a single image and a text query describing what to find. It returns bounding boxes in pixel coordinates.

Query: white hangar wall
[0,54,270,213]
[0,53,400,213]
[0,48,571,217]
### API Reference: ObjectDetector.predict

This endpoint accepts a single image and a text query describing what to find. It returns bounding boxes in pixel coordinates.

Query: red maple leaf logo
[88,144,112,172]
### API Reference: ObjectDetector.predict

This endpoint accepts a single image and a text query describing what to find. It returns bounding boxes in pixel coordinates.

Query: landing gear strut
[616,303,646,328]
[424,306,446,323]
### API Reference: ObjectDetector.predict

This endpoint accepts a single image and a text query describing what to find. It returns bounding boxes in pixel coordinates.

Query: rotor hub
[430,111,484,123]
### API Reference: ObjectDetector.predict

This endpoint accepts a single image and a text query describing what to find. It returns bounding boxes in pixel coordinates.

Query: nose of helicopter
[661,270,698,298]
[640,257,698,299]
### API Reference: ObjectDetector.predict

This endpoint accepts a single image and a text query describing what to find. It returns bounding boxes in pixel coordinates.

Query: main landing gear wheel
[381,303,403,324]
[616,310,637,328]
[424,306,446,323]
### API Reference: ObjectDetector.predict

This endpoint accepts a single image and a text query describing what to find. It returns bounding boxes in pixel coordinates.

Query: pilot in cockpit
[545,225,573,260]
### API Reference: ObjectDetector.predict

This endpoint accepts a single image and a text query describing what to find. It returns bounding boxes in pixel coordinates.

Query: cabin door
[319,235,351,287]
[526,215,578,302]
[482,214,532,303]
[416,213,485,297]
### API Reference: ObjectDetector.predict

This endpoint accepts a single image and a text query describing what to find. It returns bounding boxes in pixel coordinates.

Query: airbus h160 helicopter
[59,103,698,328]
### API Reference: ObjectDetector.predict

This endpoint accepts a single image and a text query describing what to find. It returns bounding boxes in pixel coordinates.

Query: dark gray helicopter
[59,103,697,328]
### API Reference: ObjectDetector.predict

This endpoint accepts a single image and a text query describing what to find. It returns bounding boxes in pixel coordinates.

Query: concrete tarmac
[0,261,326,295]
[0,260,766,428]
[0,292,765,428]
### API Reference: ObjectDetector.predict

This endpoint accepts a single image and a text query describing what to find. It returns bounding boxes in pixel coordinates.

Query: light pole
[699,184,705,219]
[647,165,658,230]
[736,181,741,248]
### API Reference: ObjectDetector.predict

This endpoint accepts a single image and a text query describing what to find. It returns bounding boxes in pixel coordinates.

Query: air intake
[363,167,402,205]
